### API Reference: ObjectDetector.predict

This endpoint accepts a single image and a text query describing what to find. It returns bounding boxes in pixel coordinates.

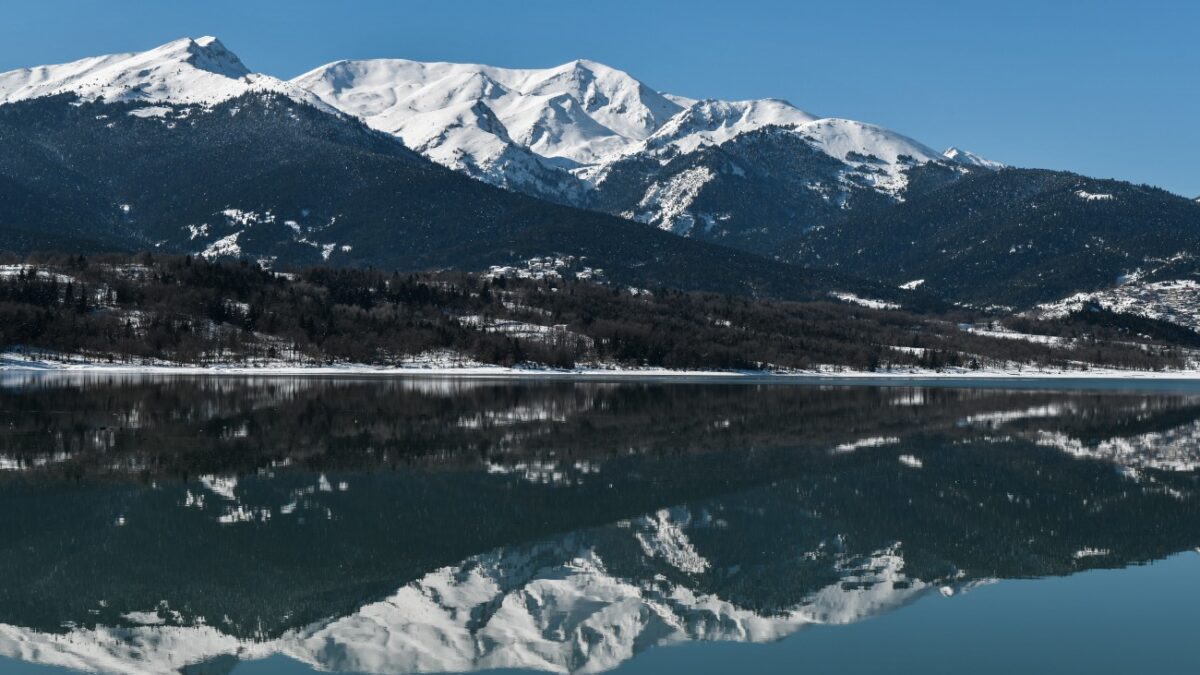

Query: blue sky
[3,0,1196,196]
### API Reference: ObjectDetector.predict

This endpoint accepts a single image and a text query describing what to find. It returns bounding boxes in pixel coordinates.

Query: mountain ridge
[2,36,1198,317]
[0,35,1005,250]
[287,45,1011,251]
[0,36,331,111]
[292,52,985,199]
[0,91,917,305]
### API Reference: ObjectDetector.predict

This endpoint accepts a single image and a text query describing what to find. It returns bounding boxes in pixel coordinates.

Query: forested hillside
[0,254,1193,372]
[0,93,902,304]
[783,169,1200,307]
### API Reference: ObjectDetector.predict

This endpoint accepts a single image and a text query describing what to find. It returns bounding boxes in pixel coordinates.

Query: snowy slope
[604,119,951,240]
[293,58,683,167]
[794,118,946,195]
[635,98,819,158]
[293,55,996,206]
[0,37,329,110]
[390,99,581,198]
[1035,279,1200,332]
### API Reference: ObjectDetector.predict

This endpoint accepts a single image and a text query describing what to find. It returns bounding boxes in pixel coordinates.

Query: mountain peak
[562,57,603,70]
[0,36,332,109]
[944,146,1005,169]
[186,36,249,74]
[146,35,251,79]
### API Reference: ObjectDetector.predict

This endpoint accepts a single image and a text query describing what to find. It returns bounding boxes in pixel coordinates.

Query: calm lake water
[0,374,1198,674]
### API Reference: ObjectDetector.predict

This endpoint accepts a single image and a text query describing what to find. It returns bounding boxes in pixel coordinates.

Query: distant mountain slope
[0,93,905,303]
[585,122,947,253]
[780,168,1200,307]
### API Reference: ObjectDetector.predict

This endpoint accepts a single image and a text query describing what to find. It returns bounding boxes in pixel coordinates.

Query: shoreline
[6,355,1200,390]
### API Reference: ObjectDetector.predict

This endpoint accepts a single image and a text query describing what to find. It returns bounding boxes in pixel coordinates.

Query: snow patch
[943,146,1005,169]
[631,166,714,234]
[829,292,900,310]
[1035,278,1200,332]
[127,106,173,119]
[199,232,241,259]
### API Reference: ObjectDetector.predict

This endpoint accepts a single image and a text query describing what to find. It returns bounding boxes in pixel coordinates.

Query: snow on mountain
[293,58,683,169]
[1035,278,1200,332]
[621,115,951,233]
[944,146,1006,169]
[798,119,941,166]
[293,55,977,206]
[293,56,845,190]
[0,36,328,110]
[390,98,580,198]
[291,52,983,244]
[635,98,819,159]
[0,37,1001,248]
[629,165,717,235]
[795,118,946,195]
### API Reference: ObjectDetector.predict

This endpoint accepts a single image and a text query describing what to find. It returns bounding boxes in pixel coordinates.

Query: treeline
[0,252,1193,371]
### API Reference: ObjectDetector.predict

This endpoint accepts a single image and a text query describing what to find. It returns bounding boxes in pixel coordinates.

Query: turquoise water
[0,375,1197,674]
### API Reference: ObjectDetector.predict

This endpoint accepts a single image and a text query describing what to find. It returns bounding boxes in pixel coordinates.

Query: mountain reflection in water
[0,374,1198,674]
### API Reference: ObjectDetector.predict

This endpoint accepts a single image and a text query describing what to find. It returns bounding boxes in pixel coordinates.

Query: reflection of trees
[6,377,1200,481]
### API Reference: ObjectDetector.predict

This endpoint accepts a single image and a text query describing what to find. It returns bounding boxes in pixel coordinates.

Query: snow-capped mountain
[0,36,1003,258]
[0,70,875,303]
[292,58,684,166]
[0,36,1001,257]
[290,57,685,200]
[292,55,968,191]
[0,36,330,111]
[293,53,998,248]
[10,36,1199,314]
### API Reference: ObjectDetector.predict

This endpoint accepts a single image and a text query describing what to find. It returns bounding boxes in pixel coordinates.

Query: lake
[0,374,1198,674]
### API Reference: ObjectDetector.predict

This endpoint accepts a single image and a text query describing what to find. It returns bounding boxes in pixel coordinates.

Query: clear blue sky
[3,0,1197,196]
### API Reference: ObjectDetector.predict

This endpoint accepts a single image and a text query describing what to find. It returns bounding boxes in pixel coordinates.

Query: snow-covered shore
[6,351,1200,387]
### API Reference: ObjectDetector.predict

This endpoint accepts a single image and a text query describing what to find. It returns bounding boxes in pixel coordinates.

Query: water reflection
[0,375,1198,674]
